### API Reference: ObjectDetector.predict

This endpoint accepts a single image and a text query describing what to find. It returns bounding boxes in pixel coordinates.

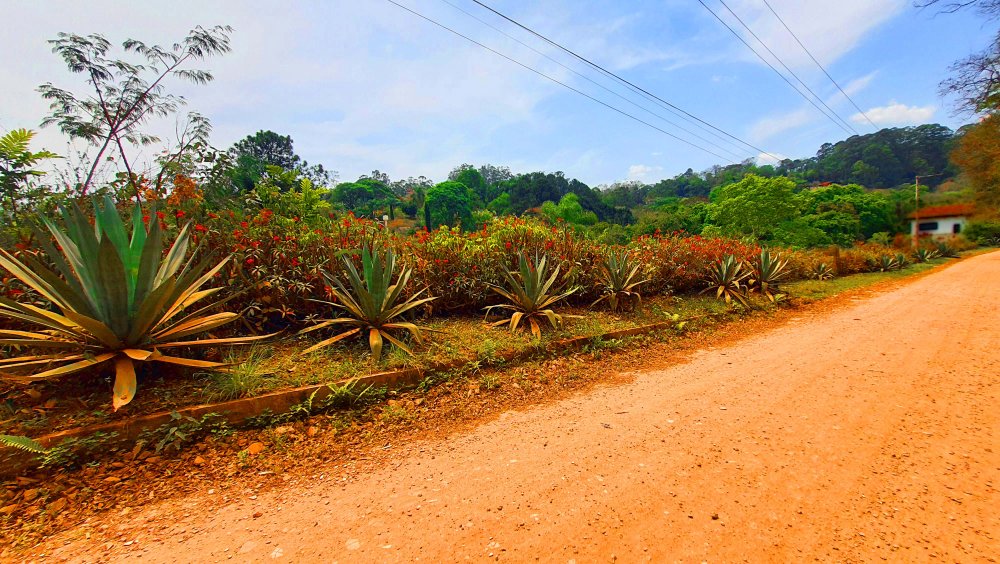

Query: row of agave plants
[0,197,929,411]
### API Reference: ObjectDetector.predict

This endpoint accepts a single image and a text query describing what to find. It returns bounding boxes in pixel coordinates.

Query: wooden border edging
[0,320,684,477]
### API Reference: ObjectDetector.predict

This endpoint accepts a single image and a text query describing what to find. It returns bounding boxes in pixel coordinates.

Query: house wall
[910,215,968,237]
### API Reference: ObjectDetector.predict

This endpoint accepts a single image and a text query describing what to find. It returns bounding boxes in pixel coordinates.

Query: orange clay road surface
[53,251,1000,562]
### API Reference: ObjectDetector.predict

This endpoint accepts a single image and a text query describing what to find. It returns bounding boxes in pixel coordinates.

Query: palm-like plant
[701,255,750,306]
[876,254,900,272]
[935,242,959,258]
[591,250,648,312]
[894,253,910,269]
[485,253,578,338]
[0,197,270,410]
[808,262,835,280]
[747,249,788,302]
[301,247,436,360]
[913,247,940,262]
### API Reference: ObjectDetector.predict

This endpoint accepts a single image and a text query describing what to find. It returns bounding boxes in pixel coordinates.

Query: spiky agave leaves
[913,247,940,263]
[591,249,648,312]
[301,247,437,360]
[809,262,835,280]
[701,254,750,307]
[875,254,900,272]
[485,253,579,338]
[0,196,272,410]
[747,249,788,302]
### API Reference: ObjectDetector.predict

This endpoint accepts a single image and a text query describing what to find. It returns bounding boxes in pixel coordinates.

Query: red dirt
[28,252,1000,561]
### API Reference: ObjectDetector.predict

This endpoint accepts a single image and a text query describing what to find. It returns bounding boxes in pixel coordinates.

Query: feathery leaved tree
[38,26,233,199]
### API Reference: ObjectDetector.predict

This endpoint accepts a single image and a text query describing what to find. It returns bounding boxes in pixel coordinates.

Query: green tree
[706,174,799,239]
[227,131,334,193]
[540,193,598,226]
[487,192,513,215]
[425,180,474,229]
[230,130,300,170]
[38,26,232,197]
[797,183,895,243]
[453,167,488,206]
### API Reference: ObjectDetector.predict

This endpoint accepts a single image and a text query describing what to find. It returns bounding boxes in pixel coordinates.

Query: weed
[319,381,364,409]
[236,449,252,468]
[378,404,413,423]
[480,373,502,391]
[475,337,502,363]
[141,412,228,453]
[38,431,119,469]
[203,345,274,401]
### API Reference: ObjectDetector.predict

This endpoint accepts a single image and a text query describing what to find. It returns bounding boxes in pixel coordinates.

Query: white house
[909,204,975,238]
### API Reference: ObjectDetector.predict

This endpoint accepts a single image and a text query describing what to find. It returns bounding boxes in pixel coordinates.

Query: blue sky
[1,0,995,187]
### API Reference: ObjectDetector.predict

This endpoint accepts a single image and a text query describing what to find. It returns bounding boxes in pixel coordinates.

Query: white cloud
[627,164,663,182]
[749,107,814,141]
[718,0,906,71]
[748,71,881,142]
[756,151,789,166]
[852,101,936,126]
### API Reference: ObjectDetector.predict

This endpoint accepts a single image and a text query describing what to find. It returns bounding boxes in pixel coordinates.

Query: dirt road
[49,252,999,562]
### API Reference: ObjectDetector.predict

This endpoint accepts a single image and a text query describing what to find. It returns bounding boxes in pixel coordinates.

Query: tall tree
[425,180,473,230]
[38,26,233,198]
[950,114,1000,208]
[230,130,300,170]
[706,174,799,239]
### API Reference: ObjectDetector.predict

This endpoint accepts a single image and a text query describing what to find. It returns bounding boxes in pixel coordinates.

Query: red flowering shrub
[629,233,760,294]
[1,196,928,338]
[402,217,603,312]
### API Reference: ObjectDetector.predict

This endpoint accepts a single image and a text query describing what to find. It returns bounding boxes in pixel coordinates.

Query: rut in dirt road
[51,252,999,562]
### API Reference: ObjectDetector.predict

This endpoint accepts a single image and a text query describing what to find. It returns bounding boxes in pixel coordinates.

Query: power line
[715,0,858,133]
[438,0,749,161]
[697,0,856,135]
[383,0,737,163]
[760,0,879,130]
[469,0,783,162]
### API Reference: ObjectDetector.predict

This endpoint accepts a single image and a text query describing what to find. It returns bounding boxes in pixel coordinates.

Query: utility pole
[913,173,943,248]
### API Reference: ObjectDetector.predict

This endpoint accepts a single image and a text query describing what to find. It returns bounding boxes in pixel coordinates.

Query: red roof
[908,204,974,220]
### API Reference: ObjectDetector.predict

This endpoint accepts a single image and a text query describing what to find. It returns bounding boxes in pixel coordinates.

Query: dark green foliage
[778,125,955,188]
[452,167,489,204]
[230,130,300,170]
[426,180,474,229]
[502,171,631,224]
[964,221,1000,245]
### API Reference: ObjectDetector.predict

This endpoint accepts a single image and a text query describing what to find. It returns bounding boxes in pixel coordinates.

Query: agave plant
[747,249,788,302]
[485,253,578,338]
[0,197,270,410]
[808,262,835,280]
[701,255,750,306]
[935,242,959,258]
[876,254,899,272]
[301,247,436,360]
[894,253,910,269]
[913,247,940,263]
[591,250,648,312]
